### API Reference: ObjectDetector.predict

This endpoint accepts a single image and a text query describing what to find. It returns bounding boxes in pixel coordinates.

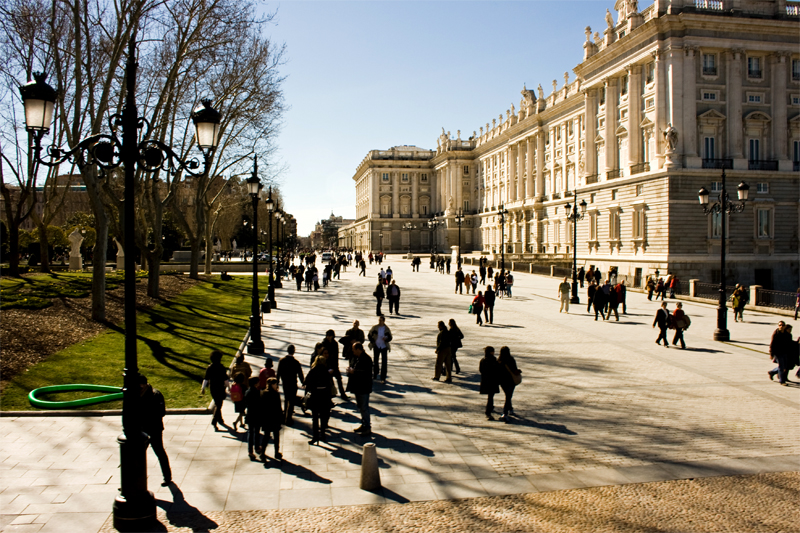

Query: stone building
[342,0,800,290]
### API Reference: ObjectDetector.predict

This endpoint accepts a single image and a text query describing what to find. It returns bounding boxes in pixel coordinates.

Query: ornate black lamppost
[247,162,265,352]
[454,210,465,267]
[20,38,220,531]
[698,170,749,341]
[427,218,442,252]
[265,187,275,310]
[565,192,587,304]
[498,204,509,276]
[402,222,416,255]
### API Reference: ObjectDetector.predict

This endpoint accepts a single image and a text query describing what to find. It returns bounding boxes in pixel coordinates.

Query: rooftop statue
[605,9,614,29]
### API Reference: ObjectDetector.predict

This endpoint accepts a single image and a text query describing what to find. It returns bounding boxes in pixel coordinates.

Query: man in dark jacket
[433,321,451,382]
[322,330,347,399]
[276,345,305,425]
[653,302,670,347]
[346,342,373,435]
[484,285,496,324]
[259,377,283,462]
[387,280,401,315]
[374,282,385,316]
[139,374,172,486]
[455,268,465,294]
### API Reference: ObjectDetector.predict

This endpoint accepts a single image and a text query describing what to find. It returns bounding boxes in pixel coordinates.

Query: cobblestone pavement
[96,473,799,533]
[1,255,798,532]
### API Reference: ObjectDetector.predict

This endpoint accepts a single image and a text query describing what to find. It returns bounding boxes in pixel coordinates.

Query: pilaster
[585,89,598,177]
[667,44,685,162]
[392,172,400,218]
[771,52,789,165]
[726,50,745,166]
[683,47,698,161]
[654,49,667,169]
[605,77,619,174]
[628,66,642,170]
[536,132,545,200]
[411,172,419,217]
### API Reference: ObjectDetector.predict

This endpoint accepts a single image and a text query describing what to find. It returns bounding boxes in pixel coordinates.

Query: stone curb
[0,407,211,417]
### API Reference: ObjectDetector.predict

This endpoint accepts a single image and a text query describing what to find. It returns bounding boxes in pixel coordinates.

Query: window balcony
[702,158,733,169]
[702,67,717,76]
[585,174,599,184]
[748,69,762,79]
[607,169,622,180]
[630,162,650,175]
[748,160,778,171]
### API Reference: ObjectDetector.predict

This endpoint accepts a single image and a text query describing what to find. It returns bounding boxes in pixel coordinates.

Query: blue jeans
[355,393,371,429]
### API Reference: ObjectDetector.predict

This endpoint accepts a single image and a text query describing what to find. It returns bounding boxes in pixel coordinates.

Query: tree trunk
[204,222,214,275]
[91,211,108,322]
[37,224,51,273]
[147,253,160,299]
[189,236,200,280]
[7,224,20,276]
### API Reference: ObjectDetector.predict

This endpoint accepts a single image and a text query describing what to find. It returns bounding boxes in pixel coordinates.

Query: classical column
[585,89,598,177]
[455,164,463,212]
[372,171,380,216]
[771,52,789,165]
[726,50,744,163]
[411,172,419,217]
[517,143,525,200]
[521,210,528,252]
[392,172,400,218]
[536,132,545,200]
[628,66,642,168]
[525,137,534,198]
[654,49,667,168]
[682,48,697,158]
[561,131,569,193]
[604,77,619,174]
[667,44,684,159]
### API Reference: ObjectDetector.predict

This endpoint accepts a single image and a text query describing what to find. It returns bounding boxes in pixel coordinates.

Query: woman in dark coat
[259,377,284,461]
[305,352,334,444]
[200,350,229,430]
[472,291,485,326]
[592,284,606,321]
[374,281,385,316]
[448,319,464,374]
[479,346,500,420]
[497,346,521,422]
[587,281,597,313]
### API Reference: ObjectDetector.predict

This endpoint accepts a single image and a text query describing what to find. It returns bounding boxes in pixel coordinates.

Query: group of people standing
[585,279,627,321]
[768,321,799,385]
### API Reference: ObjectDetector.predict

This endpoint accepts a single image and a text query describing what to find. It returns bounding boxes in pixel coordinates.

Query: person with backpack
[671,302,690,349]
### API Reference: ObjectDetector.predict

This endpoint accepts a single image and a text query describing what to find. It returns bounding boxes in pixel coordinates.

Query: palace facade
[340,0,800,290]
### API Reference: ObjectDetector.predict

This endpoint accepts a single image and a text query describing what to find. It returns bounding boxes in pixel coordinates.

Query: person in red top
[258,358,276,390]
[671,302,688,349]
[472,291,486,326]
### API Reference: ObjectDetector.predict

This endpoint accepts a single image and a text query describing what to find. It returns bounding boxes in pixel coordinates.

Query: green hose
[28,384,123,409]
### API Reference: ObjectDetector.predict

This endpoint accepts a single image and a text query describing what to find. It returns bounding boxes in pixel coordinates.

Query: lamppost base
[112,433,156,531]
[713,328,730,342]
[247,339,265,354]
[248,315,264,354]
[570,296,580,304]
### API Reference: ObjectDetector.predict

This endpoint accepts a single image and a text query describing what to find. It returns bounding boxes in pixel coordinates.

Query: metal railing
[694,282,735,302]
[695,0,724,10]
[748,160,778,171]
[756,289,797,310]
[702,67,718,76]
[585,174,599,184]
[631,162,650,175]
[607,169,622,180]
[702,158,733,169]
[788,2,800,15]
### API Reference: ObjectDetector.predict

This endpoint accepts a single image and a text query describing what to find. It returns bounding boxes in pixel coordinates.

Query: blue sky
[264,1,637,234]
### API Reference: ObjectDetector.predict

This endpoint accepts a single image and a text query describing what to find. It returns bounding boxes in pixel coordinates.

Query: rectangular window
[553,221,561,244]
[645,62,655,84]
[702,91,717,101]
[645,98,654,109]
[757,209,771,238]
[747,93,763,103]
[401,232,409,246]
[611,189,618,201]
[590,193,596,203]
[756,182,769,193]
[636,184,643,196]
[421,205,428,215]
[792,59,800,81]
[463,200,470,212]
[711,181,722,193]
[711,211,722,239]
[792,95,800,106]
[620,75,628,96]
[589,212,598,241]
[749,138,760,161]
[702,53,717,76]
[463,165,469,175]
[609,211,620,240]
[421,232,429,246]
[747,56,762,79]
[401,173,409,182]
[632,209,645,239]
[382,173,390,182]
[704,137,715,159]
[794,141,800,163]
[421,173,428,182]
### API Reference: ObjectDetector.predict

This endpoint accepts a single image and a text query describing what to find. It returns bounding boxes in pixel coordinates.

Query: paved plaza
[1,256,798,532]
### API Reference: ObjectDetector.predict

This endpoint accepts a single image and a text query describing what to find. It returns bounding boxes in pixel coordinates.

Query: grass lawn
[1,275,259,411]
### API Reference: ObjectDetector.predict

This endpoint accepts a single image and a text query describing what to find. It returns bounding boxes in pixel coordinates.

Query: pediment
[698,109,726,121]
[744,111,771,122]
[615,124,628,136]
[594,134,605,143]
[640,116,654,128]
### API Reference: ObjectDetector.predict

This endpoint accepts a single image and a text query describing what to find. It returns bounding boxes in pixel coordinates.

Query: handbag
[505,364,522,385]
[301,391,312,410]
[468,304,473,314]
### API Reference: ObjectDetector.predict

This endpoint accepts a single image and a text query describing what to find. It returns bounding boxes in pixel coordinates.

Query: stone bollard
[360,443,381,491]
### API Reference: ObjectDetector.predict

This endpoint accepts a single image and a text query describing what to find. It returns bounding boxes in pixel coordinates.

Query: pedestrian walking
[321,330,347,399]
[433,321,452,382]
[346,342,373,435]
[305,354,334,445]
[387,280,401,315]
[505,272,514,298]
[497,346,521,422]
[732,284,747,322]
[373,281,385,316]
[231,373,247,431]
[620,280,628,314]
[794,288,800,321]
[487,265,494,283]
[360,259,366,276]
[655,278,665,300]
[277,345,304,426]
[671,302,690,349]
[448,319,463,374]
[578,266,585,288]
[646,276,655,300]
[479,265,487,285]
[606,283,621,322]
[558,276,571,313]
[592,283,606,321]
[200,350,229,430]
[472,291,485,326]
[368,315,392,383]
[231,354,253,388]
[455,268,465,294]
[257,358,275,390]
[587,280,596,313]
[768,322,796,385]
[259,377,283,461]
[346,320,366,345]
[446,257,451,274]
[653,302,670,348]
[245,377,262,460]
[484,285,496,324]
[139,374,172,486]
[479,346,500,420]
[463,271,472,295]
[470,272,478,294]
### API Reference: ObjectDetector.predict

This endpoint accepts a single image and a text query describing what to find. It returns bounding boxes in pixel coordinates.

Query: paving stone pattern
[1,255,798,532]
